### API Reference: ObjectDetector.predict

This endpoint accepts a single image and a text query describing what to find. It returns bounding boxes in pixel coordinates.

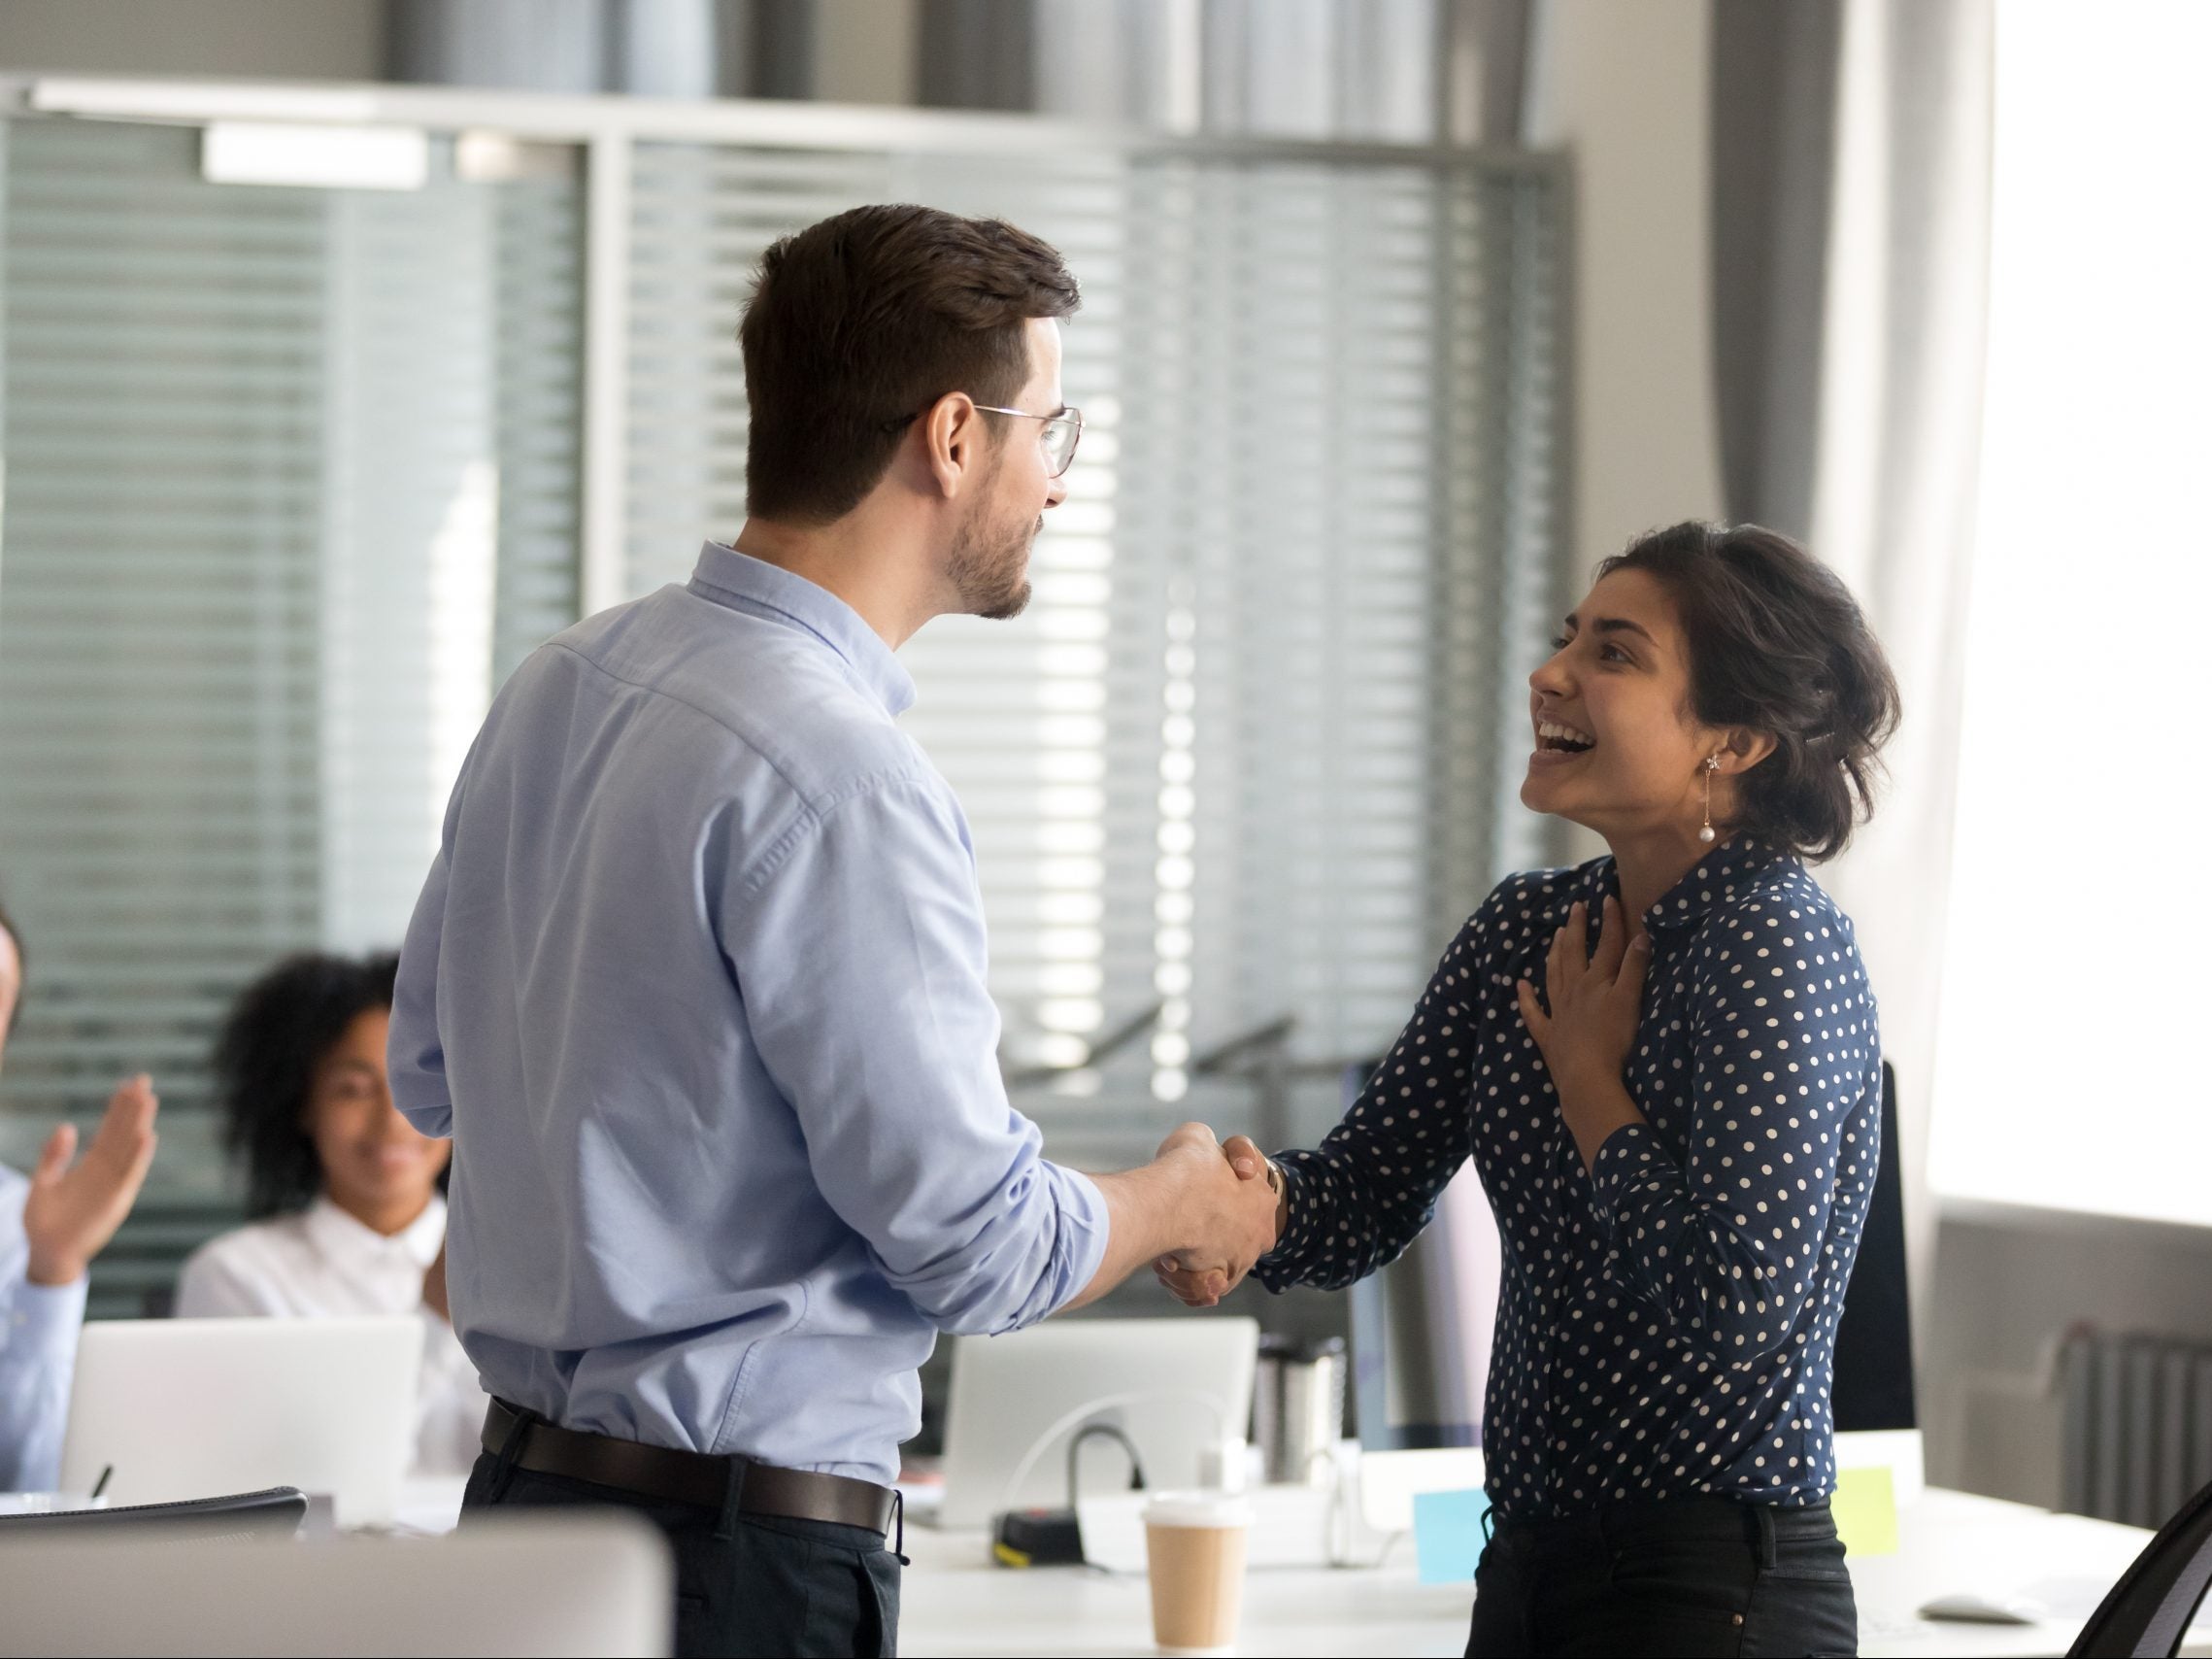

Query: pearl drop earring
[1698,755,1722,844]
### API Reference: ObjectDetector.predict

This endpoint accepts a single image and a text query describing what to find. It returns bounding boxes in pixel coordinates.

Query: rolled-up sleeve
[389,841,453,1140]
[0,1184,85,1494]
[1588,904,1879,1366]
[721,772,1109,1337]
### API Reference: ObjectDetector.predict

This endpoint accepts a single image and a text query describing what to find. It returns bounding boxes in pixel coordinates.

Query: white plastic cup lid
[1142,1490,1253,1529]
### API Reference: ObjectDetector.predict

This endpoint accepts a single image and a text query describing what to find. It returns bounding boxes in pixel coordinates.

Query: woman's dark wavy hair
[213,951,401,1219]
[1599,522,1901,863]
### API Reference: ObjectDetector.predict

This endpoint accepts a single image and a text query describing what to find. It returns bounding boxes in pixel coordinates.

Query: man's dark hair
[1600,522,1902,863]
[739,204,1081,524]
[213,951,401,1218]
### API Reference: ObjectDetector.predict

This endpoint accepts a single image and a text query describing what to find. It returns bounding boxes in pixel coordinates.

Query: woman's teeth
[1536,720,1595,753]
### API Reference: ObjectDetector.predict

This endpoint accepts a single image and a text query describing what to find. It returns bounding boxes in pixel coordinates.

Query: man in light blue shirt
[390,205,1276,1658]
[0,903,160,1492]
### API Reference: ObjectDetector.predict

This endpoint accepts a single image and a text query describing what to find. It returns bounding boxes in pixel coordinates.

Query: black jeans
[460,1450,901,1659]
[1465,1496,1857,1657]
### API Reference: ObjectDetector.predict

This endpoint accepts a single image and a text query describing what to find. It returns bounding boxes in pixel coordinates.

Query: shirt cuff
[1044,1165,1112,1313]
[1588,1121,1668,1224]
[1251,1149,1319,1293]
[9,1273,88,1355]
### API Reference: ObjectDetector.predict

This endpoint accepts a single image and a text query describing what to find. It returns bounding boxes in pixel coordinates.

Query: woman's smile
[1530,713,1598,767]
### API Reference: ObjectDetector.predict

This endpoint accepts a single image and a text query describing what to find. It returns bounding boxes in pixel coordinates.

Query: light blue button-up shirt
[1,1163,85,1492]
[390,543,1109,1484]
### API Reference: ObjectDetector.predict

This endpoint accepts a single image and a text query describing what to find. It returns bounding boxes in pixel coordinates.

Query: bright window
[1928,1,2212,1224]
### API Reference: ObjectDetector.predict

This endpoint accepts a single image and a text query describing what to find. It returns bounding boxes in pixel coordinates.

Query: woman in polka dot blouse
[1161,522,1901,1657]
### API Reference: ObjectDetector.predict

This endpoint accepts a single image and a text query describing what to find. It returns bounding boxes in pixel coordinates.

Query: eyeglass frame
[881,402,1084,478]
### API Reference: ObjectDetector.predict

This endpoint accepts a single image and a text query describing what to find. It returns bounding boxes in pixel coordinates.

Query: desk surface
[402,1477,2203,1657]
[898,1487,2212,1659]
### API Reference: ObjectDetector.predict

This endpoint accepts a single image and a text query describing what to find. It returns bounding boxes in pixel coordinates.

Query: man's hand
[22,1074,158,1287]
[1154,1134,1279,1308]
[1067,1123,1280,1311]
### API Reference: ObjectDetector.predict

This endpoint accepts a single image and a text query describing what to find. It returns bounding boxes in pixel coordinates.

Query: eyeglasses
[884,403,1085,478]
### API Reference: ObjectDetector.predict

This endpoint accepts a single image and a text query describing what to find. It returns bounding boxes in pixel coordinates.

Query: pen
[89,1466,112,1501]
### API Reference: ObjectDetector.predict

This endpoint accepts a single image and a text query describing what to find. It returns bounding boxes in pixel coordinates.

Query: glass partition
[0,92,1559,1313]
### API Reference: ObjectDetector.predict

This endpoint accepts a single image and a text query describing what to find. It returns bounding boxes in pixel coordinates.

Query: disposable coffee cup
[1142,1491,1252,1654]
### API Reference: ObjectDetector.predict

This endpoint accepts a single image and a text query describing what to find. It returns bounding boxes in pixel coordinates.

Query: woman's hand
[1515,897,1651,1170]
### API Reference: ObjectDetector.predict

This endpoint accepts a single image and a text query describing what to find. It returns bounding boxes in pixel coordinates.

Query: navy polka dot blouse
[1253,834,1882,1522]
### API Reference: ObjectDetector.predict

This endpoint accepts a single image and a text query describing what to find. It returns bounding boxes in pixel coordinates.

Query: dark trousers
[1465,1496,1858,1657]
[460,1450,901,1659]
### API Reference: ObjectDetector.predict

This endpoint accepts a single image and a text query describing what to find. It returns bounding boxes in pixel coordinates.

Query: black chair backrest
[0,1486,307,1543]
[1830,1060,1917,1431]
[2070,1473,2212,1657]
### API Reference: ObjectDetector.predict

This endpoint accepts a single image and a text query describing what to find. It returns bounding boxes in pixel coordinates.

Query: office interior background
[0,0,2203,1529]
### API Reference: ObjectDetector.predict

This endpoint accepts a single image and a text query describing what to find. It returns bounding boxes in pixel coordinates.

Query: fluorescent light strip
[202,121,428,191]
[31,78,383,124]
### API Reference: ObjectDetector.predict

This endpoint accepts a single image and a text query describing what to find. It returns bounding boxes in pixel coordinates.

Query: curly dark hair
[1599,522,1901,863]
[213,951,401,1219]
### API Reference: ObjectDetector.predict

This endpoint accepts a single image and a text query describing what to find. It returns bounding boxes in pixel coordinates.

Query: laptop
[938,1316,1259,1529]
[58,1316,424,1528]
[0,1511,671,1656]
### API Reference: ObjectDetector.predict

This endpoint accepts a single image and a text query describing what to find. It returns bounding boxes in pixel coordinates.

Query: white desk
[397,1475,2209,1656]
[901,1487,2212,1659]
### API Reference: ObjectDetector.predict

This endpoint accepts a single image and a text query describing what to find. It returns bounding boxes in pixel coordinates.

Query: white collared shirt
[175,1194,486,1476]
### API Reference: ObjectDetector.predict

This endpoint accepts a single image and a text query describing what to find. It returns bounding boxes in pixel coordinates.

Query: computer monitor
[1345,1062,1492,1452]
[59,1316,423,1527]
[938,1317,1259,1529]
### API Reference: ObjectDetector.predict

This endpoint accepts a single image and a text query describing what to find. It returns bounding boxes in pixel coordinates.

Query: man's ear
[921,391,982,500]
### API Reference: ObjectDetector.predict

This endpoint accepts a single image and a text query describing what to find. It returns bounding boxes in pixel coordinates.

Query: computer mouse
[1919,1592,2047,1625]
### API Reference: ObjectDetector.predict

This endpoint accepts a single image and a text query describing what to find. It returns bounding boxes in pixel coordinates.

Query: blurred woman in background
[177,951,483,1476]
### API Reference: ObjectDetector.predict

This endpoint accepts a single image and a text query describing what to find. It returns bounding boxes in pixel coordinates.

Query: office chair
[0,1486,307,1542]
[2068,1473,2212,1657]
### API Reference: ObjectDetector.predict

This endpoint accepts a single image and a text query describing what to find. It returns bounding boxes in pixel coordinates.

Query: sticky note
[1413,1487,1492,1585]
[1833,1465,1899,1557]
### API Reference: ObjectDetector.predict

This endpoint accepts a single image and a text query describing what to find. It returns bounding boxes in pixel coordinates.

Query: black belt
[482,1400,897,1535]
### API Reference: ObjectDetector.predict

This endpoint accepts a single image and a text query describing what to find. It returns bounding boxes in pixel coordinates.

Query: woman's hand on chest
[1516,896,1654,1171]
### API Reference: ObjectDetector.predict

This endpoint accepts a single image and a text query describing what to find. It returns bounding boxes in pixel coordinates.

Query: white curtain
[930,0,1531,143]
[1710,0,1994,1339]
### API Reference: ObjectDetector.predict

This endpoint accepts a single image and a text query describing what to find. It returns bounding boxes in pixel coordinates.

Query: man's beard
[946,497,1038,622]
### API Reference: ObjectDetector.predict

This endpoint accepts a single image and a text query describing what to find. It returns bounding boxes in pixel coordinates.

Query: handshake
[1142,1123,1285,1310]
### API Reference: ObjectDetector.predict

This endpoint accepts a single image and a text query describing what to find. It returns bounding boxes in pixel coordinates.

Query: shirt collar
[304,1192,447,1270]
[687,542,917,718]
[1583,832,1789,934]
[1632,832,1789,933]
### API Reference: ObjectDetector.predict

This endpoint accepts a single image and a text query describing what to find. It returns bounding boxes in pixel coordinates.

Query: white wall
[1927,1207,2212,1506]
[815,0,918,105]
[0,0,386,80]
[1525,0,1726,583]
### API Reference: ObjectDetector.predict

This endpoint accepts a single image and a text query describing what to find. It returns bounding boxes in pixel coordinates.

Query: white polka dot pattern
[1252,835,1881,1524]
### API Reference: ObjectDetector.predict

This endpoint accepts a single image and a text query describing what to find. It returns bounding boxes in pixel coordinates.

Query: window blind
[0,119,583,1252]
[0,104,1560,1301]
[620,139,1565,1166]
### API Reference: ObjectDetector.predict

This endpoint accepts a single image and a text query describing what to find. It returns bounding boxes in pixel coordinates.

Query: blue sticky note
[1413,1487,1491,1585]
